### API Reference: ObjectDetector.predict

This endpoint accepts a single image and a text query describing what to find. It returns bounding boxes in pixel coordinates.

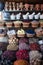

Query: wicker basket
[40,22,43,27]
[14,22,22,28]
[0,22,4,27]
[36,32,42,37]
[8,34,16,38]
[22,22,30,28]
[6,22,12,28]
[17,34,25,37]
[26,33,34,37]
[31,22,39,28]
[0,43,8,51]
[30,59,41,65]
[0,33,5,37]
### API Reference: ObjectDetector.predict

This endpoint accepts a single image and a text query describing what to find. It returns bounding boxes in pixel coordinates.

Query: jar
[2,11,10,20]
[30,4,34,11]
[19,2,23,10]
[35,4,40,11]
[24,3,30,11]
[10,13,15,20]
[41,4,43,11]
[19,2,23,11]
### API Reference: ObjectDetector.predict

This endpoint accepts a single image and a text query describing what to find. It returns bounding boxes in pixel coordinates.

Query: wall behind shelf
[0,0,43,4]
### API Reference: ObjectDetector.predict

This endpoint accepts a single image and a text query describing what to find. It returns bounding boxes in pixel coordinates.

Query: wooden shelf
[4,10,43,13]
[0,0,43,4]
[3,19,43,21]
